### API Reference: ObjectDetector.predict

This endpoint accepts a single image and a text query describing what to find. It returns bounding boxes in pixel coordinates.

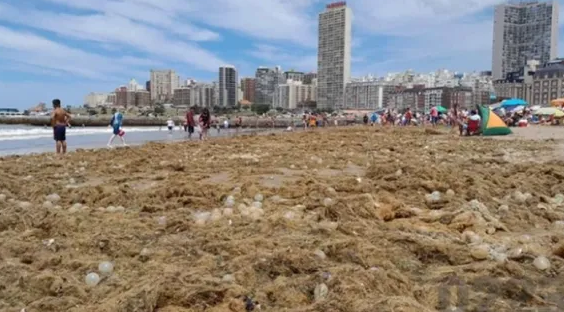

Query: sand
[1,126,564,311]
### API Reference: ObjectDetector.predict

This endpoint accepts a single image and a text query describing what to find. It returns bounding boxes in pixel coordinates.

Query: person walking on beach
[199,108,211,140]
[50,99,71,155]
[107,108,127,148]
[185,107,196,139]
[235,115,242,134]
[166,117,174,133]
[404,108,412,126]
[430,106,439,127]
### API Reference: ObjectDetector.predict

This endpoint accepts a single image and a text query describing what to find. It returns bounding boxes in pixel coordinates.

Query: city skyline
[3,0,564,109]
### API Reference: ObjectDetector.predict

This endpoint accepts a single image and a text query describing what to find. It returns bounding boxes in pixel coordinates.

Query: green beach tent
[477,105,511,136]
[436,106,447,113]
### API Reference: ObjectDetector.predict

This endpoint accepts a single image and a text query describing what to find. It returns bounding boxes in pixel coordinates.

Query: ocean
[0,124,254,156]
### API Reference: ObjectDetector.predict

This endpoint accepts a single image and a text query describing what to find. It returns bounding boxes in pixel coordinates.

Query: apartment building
[150,70,180,102]
[284,70,305,83]
[84,92,111,107]
[135,91,151,107]
[388,87,473,112]
[317,1,352,110]
[532,59,564,105]
[219,66,238,107]
[241,78,256,103]
[171,83,217,108]
[255,66,284,105]
[493,59,540,103]
[275,79,317,109]
[173,87,191,107]
[492,1,559,80]
[303,72,317,85]
[344,80,394,110]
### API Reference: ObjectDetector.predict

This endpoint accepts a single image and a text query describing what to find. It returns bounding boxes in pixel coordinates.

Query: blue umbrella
[501,98,527,107]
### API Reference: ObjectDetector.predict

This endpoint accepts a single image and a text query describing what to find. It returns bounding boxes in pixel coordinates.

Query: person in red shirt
[404,108,412,126]
[185,107,196,139]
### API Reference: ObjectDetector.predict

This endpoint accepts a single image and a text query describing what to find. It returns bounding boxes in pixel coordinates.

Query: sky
[1,0,564,109]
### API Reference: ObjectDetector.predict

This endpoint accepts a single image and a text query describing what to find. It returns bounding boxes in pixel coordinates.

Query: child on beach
[199,108,211,140]
[50,99,72,154]
[166,118,174,133]
[107,108,127,148]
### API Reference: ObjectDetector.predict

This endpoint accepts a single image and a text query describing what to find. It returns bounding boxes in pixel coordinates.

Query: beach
[2,125,564,311]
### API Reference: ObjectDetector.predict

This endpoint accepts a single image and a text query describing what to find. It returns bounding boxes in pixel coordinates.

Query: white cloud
[41,0,220,41]
[0,26,147,80]
[0,2,226,72]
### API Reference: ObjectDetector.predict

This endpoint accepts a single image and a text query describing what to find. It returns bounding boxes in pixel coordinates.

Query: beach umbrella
[510,105,525,113]
[501,98,527,107]
[436,106,447,113]
[534,107,564,117]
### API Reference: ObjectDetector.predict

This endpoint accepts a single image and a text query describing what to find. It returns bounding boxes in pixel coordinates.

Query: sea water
[0,124,268,156]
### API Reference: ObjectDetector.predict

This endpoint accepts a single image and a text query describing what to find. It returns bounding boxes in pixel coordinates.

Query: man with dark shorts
[185,107,196,139]
[50,99,71,154]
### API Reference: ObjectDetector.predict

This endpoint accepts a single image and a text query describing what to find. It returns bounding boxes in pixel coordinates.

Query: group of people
[358,106,484,136]
[49,98,248,155]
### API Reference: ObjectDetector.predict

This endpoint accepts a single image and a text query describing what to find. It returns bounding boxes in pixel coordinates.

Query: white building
[492,1,559,80]
[275,79,317,110]
[150,69,180,102]
[219,66,238,107]
[255,66,284,105]
[127,78,142,91]
[317,1,352,110]
[345,79,393,110]
[84,92,112,107]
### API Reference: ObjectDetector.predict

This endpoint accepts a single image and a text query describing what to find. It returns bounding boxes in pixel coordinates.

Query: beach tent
[534,107,564,117]
[501,98,527,107]
[477,105,512,136]
[436,106,448,113]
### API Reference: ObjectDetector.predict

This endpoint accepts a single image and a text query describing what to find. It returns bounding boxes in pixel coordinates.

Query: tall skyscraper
[219,66,238,107]
[255,66,284,105]
[150,70,180,103]
[317,1,352,110]
[492,1,559,80]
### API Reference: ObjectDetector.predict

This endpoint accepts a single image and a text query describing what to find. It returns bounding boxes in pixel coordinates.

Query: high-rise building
[255,66,284,105]
[317,1,352,110]
[345,80,394,110]
[150,70,180,103]
[303,72,317,85]
[241,78,256,103]
[492,1,559,80]
[219,66,238,107]
[284,70,305,82]
[275,79,317,109]
[84,92,111,107]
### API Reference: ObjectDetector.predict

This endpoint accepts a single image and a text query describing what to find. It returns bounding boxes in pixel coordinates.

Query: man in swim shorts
[50,99,71,154]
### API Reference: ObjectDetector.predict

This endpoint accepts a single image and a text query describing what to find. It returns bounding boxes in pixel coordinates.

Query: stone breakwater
[0,116,353,128]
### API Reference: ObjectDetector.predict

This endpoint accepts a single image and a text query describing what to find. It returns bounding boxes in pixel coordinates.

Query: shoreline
[0,115,352,128]
[0,126,286,157]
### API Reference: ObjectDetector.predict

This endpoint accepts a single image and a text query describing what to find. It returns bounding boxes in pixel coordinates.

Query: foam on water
[0,125,161,141]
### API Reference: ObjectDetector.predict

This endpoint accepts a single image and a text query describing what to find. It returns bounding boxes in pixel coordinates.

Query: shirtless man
[50,99,71,154]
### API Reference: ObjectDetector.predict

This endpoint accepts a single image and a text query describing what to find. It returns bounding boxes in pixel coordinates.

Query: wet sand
[1,126,564,311]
